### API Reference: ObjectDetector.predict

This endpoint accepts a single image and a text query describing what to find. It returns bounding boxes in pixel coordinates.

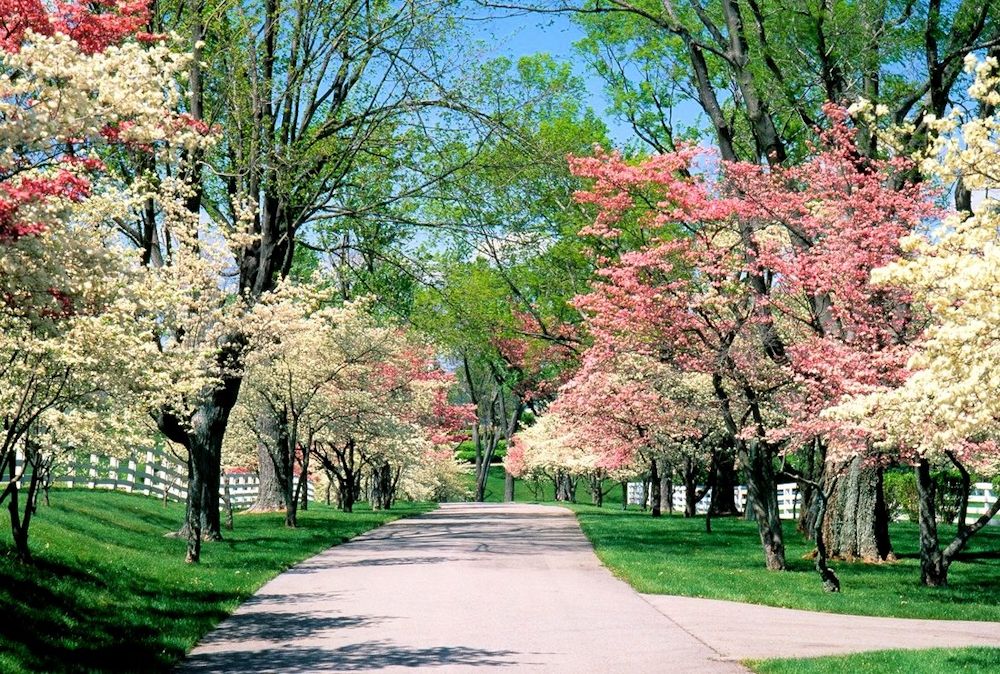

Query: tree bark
[683,456,699,517]
[743,438,786,570]
[812,479,841,592]
[797,439,820,535]
[297,449,309,512]
[248,442,284,512]
[649,458,661,518]
[822,457,894,562]
[339,477,356,513]
[589,473,604,507]
[6,447,43,564]
[372,462,394,510]
[915,459,947,586]
[504,469,515,502]
[282,413,299,528]
[712,375,784,569]
[222,475,234,531]
[555,472,576,502]
[158,353,242,562]
[709,447,740,516]
[659,463,671,514]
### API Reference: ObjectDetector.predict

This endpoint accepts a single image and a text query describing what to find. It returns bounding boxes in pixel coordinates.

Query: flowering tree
[505,412,614,504]
[563,353,714,512]
[831,58,1000,586]
[228,282,362,526]
[229,289,472,514]
[0,2,214,562]
[568,110,932,569]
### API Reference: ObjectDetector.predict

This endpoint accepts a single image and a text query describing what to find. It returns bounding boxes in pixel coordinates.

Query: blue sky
[466,9,637,145]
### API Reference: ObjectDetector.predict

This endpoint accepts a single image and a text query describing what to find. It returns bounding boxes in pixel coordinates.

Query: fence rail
[12,451,313,508]
[627,481,999,524]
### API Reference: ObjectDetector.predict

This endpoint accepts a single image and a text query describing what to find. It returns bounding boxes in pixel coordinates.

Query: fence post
[87,453,98,489]
[125,457,137,493]
[141,450,153,496]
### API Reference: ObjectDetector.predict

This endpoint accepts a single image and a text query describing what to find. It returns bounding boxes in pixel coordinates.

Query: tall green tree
[119,0,510,560]
[411,55,609,499]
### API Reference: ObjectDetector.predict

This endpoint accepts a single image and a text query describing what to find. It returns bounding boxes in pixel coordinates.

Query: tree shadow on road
[180,641,526,672]
[196,612,385,644]
[284,556,461,573]
[331,510,589,558]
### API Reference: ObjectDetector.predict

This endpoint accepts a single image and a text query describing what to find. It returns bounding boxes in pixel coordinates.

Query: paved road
[179,503,999,674]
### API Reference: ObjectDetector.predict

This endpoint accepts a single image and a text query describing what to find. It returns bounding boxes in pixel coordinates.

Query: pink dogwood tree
[567,109,932,570]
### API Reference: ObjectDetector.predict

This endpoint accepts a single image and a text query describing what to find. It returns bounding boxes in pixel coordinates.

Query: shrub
[454,440,506,463]
[883,469,965,524]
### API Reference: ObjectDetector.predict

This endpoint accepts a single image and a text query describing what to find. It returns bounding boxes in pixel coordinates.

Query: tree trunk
[812,480,841,592]
[6,449,42,564]
[504,470,515,502]
[222,476,234,531]
[742,438,786,570]
[474,433,498,502]
[186,463,203,563]
[797,439,820,535]
[555,472,575,502]
[372,462,394,510]
[247,442,284,512]
[664,469,674,514]
[590,474,604,507]
[659,464,671,514]
[649,458,661,518]
[620,481,628,510]
[473,422,483,500]
[683,456,699,518]
[338,475,356,513]
[709,448,740,516]
[158,368,241,562]
[298,455,309,512]
[822,457,894,562]
[915,459,948,586]
[744,488,757,521]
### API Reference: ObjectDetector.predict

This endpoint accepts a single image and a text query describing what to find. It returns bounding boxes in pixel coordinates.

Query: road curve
[178,503,999,673]
[178,503,745,673]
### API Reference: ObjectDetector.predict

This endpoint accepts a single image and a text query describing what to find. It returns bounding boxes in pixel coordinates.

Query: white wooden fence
[13,451,313,508]
[627,481,999,524]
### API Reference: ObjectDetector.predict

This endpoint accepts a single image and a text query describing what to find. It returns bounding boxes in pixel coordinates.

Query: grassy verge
[0,489,433,674]
[746,647,1000,673]
[465,465,627,505]
[569,505,1000,621]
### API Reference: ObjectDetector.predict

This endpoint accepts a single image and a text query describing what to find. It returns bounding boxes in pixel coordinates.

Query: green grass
[466,465,627,505]
[0,489,433,674]
[569,505,1000,621]
[746,647,1000,673]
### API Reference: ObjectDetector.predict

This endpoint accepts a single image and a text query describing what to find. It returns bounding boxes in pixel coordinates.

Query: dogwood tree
[228,289,472,514]
[569,110,932,568]
[505,412,604,502]
[831,57,1000,586]
[0,2,215,562]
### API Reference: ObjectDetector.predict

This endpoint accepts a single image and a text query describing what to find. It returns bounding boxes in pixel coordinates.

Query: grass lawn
[465,465,627,505]
[746,647,1000,673]
[0,489,433,674]
[569,504,1000,622]
[570,506,1000,672]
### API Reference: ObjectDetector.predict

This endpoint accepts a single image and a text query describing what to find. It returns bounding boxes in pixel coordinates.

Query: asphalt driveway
[178,503,999,673]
